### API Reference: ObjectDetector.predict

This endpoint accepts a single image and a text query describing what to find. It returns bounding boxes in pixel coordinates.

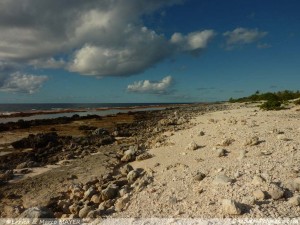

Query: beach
[0,102,300,220]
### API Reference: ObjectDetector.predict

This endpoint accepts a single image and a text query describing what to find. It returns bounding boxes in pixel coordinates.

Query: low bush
[259,99,283,110]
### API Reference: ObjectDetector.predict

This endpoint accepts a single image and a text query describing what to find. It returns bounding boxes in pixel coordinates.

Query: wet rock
[119,164,133,176]
[127,170,139,184]
[222,199,242,215]
[253,190,265,200]
[19,207,54,218]
[244,136,259,146]
[12,132,59,149]
[186,141,199,150]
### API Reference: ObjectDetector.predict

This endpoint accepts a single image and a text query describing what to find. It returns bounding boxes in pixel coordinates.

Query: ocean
[0,103,179,123]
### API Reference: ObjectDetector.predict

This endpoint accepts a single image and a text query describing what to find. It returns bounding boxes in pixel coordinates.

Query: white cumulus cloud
[0,0,215,81]
[127,76,173,94]
[0,72,48,94]
[223,27,268,49]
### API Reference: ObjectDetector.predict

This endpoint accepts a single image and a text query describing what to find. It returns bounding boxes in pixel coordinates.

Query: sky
[0,0,299,103]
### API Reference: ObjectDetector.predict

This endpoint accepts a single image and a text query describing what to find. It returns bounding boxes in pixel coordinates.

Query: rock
[90,194,101,204]
[119,164,134,175]
[287,178,300,191]
[98,200,115,210]
[84,187,97,199]
[119,186,130,197]
[93,128,109,136]
[136,152,153,161]
[253,190,265,200]
[78,206,91,218]
[115,194,130,212]
[277,134,289,141]
[19,207,54,218]
[127,170,139,183]
[288,195,300,206]
[219,138,234,146]
[238,150,246,160]
[121,147,137,162]
[86,210,101,218]
[199,131,205,136]
[222,199,242,215]
[252,175,265,186]
[216,148,226,157]
[69,204,80,215]
[101,184,118,200]
[213,174,232,185]
[244,136,259,146]
[268,184,284,200]
[186,141,199,150]
[193,172,206,181]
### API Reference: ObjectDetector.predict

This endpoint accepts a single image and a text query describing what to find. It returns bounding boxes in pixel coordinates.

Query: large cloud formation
[127,76,173,94]
[0,0,215,90]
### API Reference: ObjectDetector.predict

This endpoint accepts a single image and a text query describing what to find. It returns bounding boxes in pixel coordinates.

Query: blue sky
[0,0,299,103]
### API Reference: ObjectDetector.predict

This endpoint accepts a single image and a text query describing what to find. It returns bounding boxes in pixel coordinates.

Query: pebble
[268,184,284,200]
[288,195,300,206]
[253,190,265,200]
[277,134,289,141]
[222,199,242,215]
[244,136,259,146]
[213,174,232,185]
[252,175,265,186]
[216,148,226,157]
[186,141,199,150]
[193,172,206,181]
[127,170,139,184]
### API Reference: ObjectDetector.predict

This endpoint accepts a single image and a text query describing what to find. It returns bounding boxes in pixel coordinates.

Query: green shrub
[259,100,282,110]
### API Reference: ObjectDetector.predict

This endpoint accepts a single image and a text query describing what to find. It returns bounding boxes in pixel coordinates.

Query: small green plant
[259,99,282,110]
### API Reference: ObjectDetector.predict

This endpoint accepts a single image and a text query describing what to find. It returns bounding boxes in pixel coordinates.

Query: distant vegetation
[229,90,300,110]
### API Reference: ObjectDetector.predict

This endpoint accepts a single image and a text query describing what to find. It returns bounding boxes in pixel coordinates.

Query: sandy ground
[114,103,300,218]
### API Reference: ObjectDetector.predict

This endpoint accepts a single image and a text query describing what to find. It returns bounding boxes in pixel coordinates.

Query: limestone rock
[19,207,54,218]
[222,199,242,215]
[127,170,139,184]
[216,148,226,157]
[84,187,97,199]
[186,141,199,150]
[193,172,206,181]
[287,178,300,192]
[277,134,288,141]
[252,175,265,186]
[244,136,259,146]
[101,184,118,200]
[115,194,130,212]
[219,138,234,146]
[213,174,232,185]
[268,184,284,200]
[78,206,91,218]
[119,164,134,176]
[288,195,300,206]
[253,190,265,200]
[90,194,101,204]
[136,152,153,161]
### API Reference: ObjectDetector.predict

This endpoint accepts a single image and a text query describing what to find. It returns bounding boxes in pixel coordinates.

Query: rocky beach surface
[0,102,300,220]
